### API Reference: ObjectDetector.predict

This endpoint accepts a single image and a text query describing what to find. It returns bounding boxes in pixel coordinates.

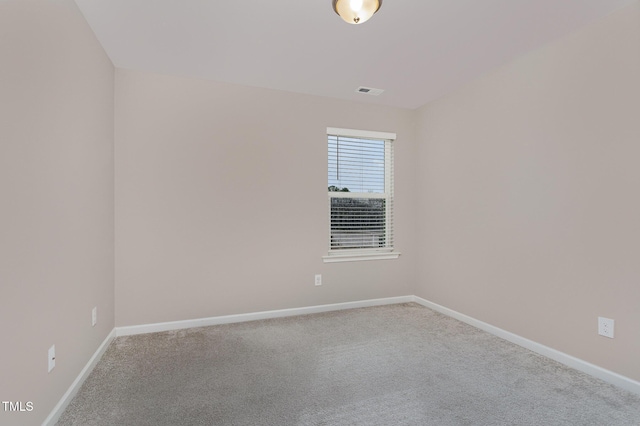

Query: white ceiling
[74,0,635,109]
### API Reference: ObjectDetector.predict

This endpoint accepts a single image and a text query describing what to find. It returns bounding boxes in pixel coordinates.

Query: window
[323,127,400,263]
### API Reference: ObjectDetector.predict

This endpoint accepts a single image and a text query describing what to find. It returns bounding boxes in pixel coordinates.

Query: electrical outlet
[315,274,322,286]
[92,307,97,327]
[598,317,614,338]
[48,345,56,373]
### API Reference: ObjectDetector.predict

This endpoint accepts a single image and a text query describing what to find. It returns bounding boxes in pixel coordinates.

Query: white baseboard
[42,329,116,426]
[411,295,640,396]
[116,295,414,337]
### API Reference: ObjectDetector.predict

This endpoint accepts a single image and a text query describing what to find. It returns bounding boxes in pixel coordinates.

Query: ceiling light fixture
[332,0,382,25]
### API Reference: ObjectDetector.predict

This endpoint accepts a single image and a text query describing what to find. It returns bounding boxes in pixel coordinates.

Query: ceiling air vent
[356,86,384,96]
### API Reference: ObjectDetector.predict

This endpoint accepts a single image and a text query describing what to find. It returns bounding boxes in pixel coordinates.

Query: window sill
[322,251,401,263]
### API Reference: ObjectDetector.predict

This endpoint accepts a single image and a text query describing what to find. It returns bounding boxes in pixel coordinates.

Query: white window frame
[323,127,401,263]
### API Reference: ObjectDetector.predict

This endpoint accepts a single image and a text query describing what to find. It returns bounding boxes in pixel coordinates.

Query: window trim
[324,127,401,263]
[326,127,396,141]
[322,250,400,263]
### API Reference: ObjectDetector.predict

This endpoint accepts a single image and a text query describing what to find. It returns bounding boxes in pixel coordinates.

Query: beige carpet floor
[58,303,640,425]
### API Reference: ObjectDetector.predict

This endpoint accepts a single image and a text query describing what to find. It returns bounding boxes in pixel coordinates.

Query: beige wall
[416,2,640,381]
[0,1,115,425]
[114,69,418,327]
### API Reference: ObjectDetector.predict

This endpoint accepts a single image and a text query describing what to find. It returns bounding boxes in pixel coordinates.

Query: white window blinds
[327,128,395,255]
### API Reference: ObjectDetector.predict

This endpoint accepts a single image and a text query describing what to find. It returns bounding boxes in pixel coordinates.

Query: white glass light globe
[333,0,382,25]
